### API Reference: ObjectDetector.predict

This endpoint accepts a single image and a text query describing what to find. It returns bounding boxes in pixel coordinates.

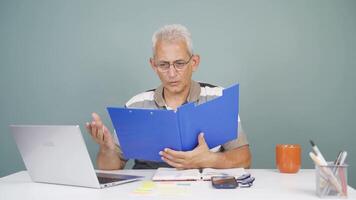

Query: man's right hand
[86,112,116,151]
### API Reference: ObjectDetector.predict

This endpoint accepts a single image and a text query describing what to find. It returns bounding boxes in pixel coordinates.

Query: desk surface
[0,169,355,200]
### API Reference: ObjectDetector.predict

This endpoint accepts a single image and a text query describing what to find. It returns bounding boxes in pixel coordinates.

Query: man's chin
[164,84,184,94]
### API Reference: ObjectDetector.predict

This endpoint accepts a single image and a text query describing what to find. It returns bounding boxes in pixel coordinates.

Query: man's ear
[150,57,158,73]
[191,54,200,72]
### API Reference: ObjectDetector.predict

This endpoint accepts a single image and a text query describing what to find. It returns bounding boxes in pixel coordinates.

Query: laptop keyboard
[97,176,124,184]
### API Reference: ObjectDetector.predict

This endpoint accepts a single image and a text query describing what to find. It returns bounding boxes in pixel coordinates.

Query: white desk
[0,169,355,200]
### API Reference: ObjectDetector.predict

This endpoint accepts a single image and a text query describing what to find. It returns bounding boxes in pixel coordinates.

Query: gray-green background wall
[1,0,355,187]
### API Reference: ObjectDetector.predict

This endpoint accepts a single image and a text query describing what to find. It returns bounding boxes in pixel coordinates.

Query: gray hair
[152,24,193,56]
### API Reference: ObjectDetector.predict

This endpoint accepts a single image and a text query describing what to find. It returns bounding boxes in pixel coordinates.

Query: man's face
[150,40,200,95]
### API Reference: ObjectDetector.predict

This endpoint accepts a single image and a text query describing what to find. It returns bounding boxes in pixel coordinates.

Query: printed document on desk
[107,84,239,161]
[152,167,246,181]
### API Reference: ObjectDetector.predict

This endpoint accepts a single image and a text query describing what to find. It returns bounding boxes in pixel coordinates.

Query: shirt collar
[154,80,201,108]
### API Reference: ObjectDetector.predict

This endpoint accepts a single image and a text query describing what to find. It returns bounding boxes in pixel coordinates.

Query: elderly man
[86,24,251,170]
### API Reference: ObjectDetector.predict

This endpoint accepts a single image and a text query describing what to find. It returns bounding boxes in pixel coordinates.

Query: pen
[338,151,348,196]
[339,151,347,166]
[323,151,347,195]
[310,140,327,165]
[334,151,343,165]
[309,152,343,194]
[309,152,325,166]
[309,152,329,182]
[331,151,345,178]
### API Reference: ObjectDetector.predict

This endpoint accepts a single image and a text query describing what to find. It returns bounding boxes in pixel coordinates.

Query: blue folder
[107,84,239,161]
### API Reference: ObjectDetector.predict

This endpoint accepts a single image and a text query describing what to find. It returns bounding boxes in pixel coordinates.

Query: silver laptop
[10,125,142,188]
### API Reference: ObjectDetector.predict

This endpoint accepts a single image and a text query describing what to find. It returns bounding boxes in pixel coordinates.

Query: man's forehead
[154,40,190,60]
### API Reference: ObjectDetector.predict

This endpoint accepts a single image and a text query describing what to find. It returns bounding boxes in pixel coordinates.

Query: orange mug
[276,144,301,173]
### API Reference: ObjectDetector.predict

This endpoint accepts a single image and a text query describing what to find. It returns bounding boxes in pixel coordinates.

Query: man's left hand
[159,132,215,169]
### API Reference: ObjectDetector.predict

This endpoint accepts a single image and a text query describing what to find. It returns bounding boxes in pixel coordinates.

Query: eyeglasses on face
[155,55,193,72]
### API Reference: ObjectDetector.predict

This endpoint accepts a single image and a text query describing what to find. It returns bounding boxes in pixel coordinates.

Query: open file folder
[107,84,239,161]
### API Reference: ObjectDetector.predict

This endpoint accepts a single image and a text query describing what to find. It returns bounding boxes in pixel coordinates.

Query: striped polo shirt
[119,80,249,169]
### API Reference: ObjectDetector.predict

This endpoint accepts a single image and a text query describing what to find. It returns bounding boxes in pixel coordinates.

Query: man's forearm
[96,146,126,170]
[206,145,251,169]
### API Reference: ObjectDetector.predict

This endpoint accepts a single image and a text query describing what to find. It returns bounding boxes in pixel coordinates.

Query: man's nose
[167,65,178,77]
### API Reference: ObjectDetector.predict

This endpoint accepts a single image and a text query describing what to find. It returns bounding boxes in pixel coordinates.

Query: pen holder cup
[316,163,348,198]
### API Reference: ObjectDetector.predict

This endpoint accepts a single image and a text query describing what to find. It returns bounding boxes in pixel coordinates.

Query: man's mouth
[168,81,179,86]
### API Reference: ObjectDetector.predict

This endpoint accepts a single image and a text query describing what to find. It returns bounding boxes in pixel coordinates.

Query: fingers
[160,149,187,169]
[159,150,185,168]
[91,121,98,136]
[93,119,104,140]
[86,121,103,144]
[86,122,95,138]
[85,122,91,133]
[92,112,102,123]
[102,126,112,143]
[160,133,211,169]
[96,123,105,142]
[86,122,97,141]
[90,112,105,140]
[160,149,185,161]
[161,156,184,169]
[198,132,206,145]
[86,113,117,150]
[86,122,96,140]
[161,148,186,159]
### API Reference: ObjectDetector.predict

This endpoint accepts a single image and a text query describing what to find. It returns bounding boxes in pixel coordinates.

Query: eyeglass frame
[153,54,194,72]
